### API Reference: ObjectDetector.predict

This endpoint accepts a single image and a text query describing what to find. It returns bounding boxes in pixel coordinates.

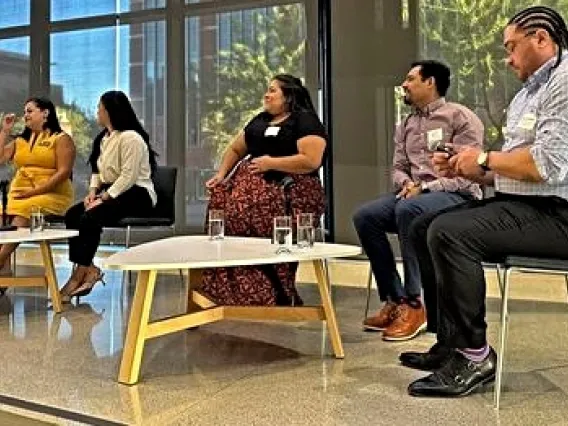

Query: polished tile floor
[1,247,568,425]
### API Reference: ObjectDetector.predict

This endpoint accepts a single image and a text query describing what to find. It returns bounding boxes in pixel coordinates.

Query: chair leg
[494,267,512,410]
[496,264,504,297]
[364,262,373,319]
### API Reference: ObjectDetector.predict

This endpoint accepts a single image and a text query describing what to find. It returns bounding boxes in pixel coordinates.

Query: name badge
[517,113,537,130]
[426,128,444,150]
[265,126,280,136]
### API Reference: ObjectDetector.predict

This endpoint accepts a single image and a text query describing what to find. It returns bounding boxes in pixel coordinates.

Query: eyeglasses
[504,30,537,56]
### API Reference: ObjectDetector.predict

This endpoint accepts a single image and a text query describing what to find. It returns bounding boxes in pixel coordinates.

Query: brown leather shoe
[382,303,426,341]
[363,301,397,331]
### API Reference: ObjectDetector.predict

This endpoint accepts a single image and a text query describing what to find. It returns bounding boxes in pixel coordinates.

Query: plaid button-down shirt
[496,52,568,200]
[392,98,483,198]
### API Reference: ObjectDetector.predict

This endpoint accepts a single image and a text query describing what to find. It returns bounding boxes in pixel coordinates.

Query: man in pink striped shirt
[353,60,483,342]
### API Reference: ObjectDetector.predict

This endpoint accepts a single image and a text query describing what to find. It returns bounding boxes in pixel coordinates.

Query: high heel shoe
[69,266,106,299]
[60,265,86,304]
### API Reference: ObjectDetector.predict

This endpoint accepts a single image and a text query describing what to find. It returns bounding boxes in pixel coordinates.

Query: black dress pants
[409,193,568,348]
[65,185,154,266]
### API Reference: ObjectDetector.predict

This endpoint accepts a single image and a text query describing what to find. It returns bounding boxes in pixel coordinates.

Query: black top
[244,110,327,181]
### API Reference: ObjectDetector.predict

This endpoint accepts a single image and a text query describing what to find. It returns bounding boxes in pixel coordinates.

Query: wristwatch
[420,182,431,193]
[477,151,491,171]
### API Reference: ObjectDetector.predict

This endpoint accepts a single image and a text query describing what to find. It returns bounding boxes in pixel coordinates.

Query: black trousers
[408,193,568,348]
[65,185,154,266]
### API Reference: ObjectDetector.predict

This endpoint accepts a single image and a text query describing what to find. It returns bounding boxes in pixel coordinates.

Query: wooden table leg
[186,269,204,313]
[39,241,62,314]
[313,259,344,358]
[119,270,157,385]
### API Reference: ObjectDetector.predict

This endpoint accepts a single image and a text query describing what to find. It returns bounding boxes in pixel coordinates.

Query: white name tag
[518,113,537,130]
[426,128,444,150]
[265,126,280,136]
[427,128,443,144]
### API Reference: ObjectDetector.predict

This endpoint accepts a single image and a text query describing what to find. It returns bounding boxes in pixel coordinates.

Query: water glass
[273,216,292,254]
[208,209,224,240]
[296,212,314,249]
[30,206,44,232]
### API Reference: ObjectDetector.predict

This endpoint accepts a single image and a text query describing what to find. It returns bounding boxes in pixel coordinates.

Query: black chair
[110,165,177,248]
[46,166,178,246]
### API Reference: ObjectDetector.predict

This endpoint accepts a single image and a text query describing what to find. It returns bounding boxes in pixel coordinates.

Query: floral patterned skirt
[200,163,325,306]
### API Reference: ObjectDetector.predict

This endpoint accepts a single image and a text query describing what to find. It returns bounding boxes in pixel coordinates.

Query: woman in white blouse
[61,90,157,302]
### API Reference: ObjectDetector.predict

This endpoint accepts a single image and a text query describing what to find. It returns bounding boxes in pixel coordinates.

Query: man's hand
[249,155,274,174]
[449,147,485,180]
[432,142,456,177]
[396,181,418,199]
[404,185,422,199]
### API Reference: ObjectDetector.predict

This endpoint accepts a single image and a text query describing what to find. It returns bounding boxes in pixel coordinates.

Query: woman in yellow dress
[0,97,76,282]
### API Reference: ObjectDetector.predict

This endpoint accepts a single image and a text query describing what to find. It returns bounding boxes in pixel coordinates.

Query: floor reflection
[0,252,567,425]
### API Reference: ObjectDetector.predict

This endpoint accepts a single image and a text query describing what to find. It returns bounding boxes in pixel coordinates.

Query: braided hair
[509,6,568,68]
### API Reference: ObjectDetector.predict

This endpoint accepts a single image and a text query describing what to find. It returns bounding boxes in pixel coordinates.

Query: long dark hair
[88,90,157,174]
[272,74,317,114]
[20,97,62,141]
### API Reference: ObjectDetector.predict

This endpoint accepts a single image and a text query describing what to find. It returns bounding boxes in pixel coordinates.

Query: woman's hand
[84,190,97,208]
[85,197,103,211]
[1,113,16,134]
[205,173,225,189]
[11,188,36,199]
[249,155,274,174]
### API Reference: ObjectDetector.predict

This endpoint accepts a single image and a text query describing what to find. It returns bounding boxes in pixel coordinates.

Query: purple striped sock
[458,345,490,363]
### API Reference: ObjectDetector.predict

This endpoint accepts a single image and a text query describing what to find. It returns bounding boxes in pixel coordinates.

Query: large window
[0,1,320,232]
[51,21,166,200]
[0,38,30,114]
[0,1,30,28]
[51,0,165,21]
[184,3,308,227]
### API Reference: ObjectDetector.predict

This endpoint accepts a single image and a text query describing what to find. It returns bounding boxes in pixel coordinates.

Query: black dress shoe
[399,342,451,371]
[408,347,497,397]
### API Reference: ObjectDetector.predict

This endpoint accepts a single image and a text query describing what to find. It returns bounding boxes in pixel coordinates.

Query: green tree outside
[201,4,306,162]
[420,0,568,149]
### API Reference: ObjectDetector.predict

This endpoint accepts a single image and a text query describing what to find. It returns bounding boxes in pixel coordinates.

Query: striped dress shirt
[496,51,568,200]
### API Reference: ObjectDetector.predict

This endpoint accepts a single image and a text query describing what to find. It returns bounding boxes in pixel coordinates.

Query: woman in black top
[203,74,327,306]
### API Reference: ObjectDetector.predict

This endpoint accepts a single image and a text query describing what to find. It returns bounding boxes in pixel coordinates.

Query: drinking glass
[208,210,224,240]
[296,212,314,249]
[30,206,44,232]
[273,216,292,254]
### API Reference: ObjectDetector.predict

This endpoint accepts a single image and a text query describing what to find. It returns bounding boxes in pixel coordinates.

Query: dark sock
[458,345,489,363]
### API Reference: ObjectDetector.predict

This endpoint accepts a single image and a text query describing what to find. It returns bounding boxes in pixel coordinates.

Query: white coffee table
[0,228,78,313]
[103,235,361,385]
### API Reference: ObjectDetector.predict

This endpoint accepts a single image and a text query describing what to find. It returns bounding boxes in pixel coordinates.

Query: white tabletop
[103,236,362,271]
[0,228,78,244]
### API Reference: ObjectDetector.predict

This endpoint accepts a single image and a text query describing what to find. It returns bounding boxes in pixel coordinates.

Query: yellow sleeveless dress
[3,131,74,219]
